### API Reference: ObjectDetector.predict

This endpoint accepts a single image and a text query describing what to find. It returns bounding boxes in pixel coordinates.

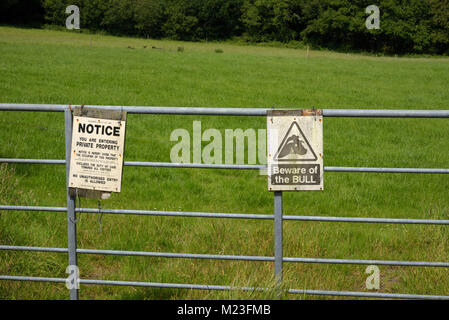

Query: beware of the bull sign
[68,108,126,194]
[267,109,323,191]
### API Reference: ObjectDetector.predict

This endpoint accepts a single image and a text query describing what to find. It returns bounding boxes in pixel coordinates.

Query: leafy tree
[83,0,110,31]
[241,0,303,42]
[0,0,44,25]
[2,0,449,55]
[300,0,436,54]
[194,0,244,40]
[101,0,137,35]
[429,0,449,54]
[161,0,200,40]
[379,0,432,53]
[42,0,78,27]
[134,0,166,38]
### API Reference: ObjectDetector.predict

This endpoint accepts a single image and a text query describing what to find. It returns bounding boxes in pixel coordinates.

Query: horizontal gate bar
[325,166,449,174]
[126,161,264,170]
[127,163,449,174]
[0,246,272,261]
[0,205,67,213]
[0,246,68,253]
[2,158,449,174]
[0,104,267,116]
[324,109,449,118]
[0,159,65,165]
[0,275,447,299]
[2,245,449,267]
[283,257,449,267]
[2,104,449,118]
[2,205,449,225]
[77,248,272,261]
[282,215,449,225]
[77,208,273,219]
[286,288,449,300]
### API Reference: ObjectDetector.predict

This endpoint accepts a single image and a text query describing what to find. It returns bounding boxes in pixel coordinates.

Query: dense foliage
[0,0,44,25]
[1,0,448,54]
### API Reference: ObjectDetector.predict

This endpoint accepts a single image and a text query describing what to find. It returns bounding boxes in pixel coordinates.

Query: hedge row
[1,0,449,54]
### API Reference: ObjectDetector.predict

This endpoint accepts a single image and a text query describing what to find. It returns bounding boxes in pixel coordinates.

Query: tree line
[1,0,449,54]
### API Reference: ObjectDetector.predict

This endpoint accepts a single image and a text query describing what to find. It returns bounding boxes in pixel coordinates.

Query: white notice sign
[267,110,323,191]
[69,116,126,192]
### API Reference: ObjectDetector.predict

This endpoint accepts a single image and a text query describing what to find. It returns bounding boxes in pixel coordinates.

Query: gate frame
[1,103,449,300]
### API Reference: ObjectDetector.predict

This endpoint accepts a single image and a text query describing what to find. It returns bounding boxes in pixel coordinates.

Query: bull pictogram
[274,122,317,162]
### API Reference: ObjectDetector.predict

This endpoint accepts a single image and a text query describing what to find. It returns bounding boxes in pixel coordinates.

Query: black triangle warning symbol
[274,122,318,162]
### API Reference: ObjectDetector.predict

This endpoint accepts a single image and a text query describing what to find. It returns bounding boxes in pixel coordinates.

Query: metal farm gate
[1,103,449,300]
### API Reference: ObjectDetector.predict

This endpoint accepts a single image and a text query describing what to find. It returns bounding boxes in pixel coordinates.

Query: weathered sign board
[68,107,126,197]
[267,109,323,191]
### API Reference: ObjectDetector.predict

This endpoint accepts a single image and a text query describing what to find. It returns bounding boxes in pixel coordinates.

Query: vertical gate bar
[274,191,283,299]
[64,109,79,300]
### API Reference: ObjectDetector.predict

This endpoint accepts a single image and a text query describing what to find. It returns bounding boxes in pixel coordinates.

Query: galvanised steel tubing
[283,215,449,225]
[2,104,449,300]
[0,104,266,116]
[0,159,65,165]
[0,246,272,261]
[0,158,264,169]
[0,104,67,112]
[274,191,283,299]
[77,280,449,300]
[78,208,275,220]
[0,205,67,212]
[0,275,258,292]
[2,103,449,118]
[2,245,449,268]
[0,275,67,283]
[126,161,265,170]
[286,289,449,300]
[323,109,449,118]
[0,205,274,219]
[64,109,79,300]
[79,279,252,291]
[325,166,449,174]
[133,164,449,174]
[85,208,449,226]
[0,246,68,253]
[3,205,449,225]
[283,257,449,267]
[3,158,449,175]
[77,248,273,262]
[127,162,449,174]
[0,275,448,299]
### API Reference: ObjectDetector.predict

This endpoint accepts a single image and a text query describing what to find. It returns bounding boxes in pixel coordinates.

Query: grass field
[1,26,449,300]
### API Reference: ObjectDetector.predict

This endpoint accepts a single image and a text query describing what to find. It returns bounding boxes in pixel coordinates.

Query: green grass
[1,26,449,300]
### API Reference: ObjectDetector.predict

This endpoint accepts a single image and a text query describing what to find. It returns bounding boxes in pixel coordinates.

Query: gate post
[274,191,283,299]
[64,109,79,300]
